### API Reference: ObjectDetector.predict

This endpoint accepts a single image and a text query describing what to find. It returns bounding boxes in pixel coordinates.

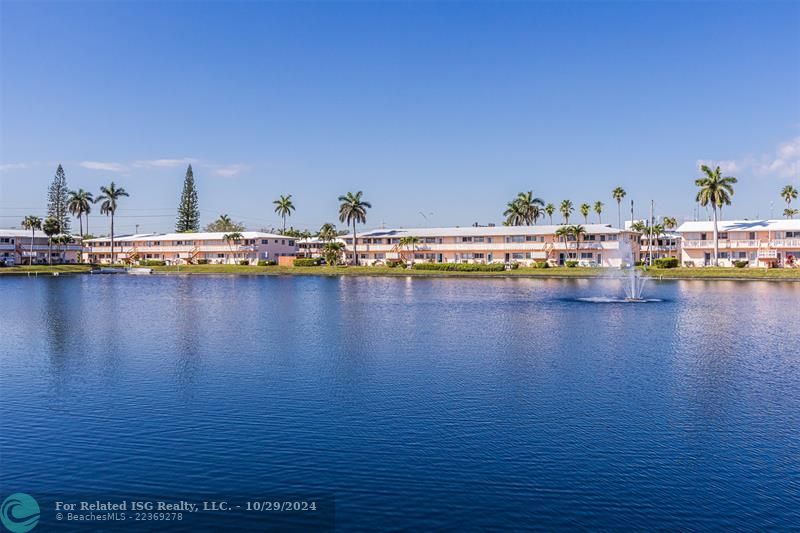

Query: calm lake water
[1,275,799,530]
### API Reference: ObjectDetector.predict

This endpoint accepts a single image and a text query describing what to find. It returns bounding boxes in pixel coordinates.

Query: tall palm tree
[338,191,371,266]
[67,188,94,238]
[662,216,677,230]
[318,223,338,243]
[781,185,798,213]
[544,203,555,225]
[579,203,590,224]
[96,182,129,264]
[784,208,799,219]
[695,165,737,266]
[21,215,42,265]
[42,217,59,265]
[503,199,526,226]
[398,235,420,265]
[559,200,573,224]
[612,187,626,229]
[594,201,604,223]
[273,194,295,233]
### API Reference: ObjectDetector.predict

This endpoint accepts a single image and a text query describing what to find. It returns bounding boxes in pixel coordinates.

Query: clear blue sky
[2,1,799,234]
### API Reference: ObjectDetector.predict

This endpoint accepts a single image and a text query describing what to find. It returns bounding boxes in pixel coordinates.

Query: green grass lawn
[0,264,94,275]
[2,263,798,280]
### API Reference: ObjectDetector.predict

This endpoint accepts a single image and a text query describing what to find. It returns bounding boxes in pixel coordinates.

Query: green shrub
[733,260,749,268]
[510,262,520,270]
[654,257,679,269]
[386,259,406,268]
[239,260,250,265]
[294,258,321,267]
[139,260,166,266]
[258,260,277,266]
[412,263,506,272]
[565,260,578,268]
[196,259,209,265]
[533,261,550,269]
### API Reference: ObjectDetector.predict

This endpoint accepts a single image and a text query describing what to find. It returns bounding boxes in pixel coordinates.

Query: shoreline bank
[2,264,800,281]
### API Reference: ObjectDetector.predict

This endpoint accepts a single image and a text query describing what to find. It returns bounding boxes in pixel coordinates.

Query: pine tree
[47,164,71,234]
[176,164,200,232]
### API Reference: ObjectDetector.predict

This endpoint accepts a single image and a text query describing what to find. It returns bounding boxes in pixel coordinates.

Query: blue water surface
[1,275,799,530]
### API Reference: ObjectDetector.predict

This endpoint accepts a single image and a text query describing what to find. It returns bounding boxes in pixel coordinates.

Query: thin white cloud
[701,137,800,181]
[0,163,28,172]
[753,136,800,179]
[133,158,197,168]
[80,161,128,172]
[212,164,248,178]
[696,159,739,174]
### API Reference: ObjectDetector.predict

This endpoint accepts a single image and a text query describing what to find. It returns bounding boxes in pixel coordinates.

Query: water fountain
[621,268,647,301]
[618,235,647,301]
[577,236,656,303]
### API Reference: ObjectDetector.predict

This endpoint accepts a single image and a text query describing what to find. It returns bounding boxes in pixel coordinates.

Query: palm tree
[594,201,604,223]
[781,185,798,213]
[223,231,243,263]
[612,187,626,228]
[569,224,586,257]
[579,203,590,224]
[695,165,737,266]
[785,208,799,219]
[398,235,420,266]
[503,199,526,226]
[21,215,42,265]
[338,191,371,266]
[661,217,677,256]
[544,203,555,225]
[559,200,573,224]
[273,194,295,233]
[516,191,545,225]
[67,188,94,238]
[42,217,59,265]
[96,182,129,264]
[554,225,570,264]
[323,241,345,266]
[318,223,338,243]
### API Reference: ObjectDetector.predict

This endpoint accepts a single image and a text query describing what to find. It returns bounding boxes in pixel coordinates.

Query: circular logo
[0,494,40,533]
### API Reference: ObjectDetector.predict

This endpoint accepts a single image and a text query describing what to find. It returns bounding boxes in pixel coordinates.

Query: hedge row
[294,258,321,267]
[654,257,679,269]
[411,263,506,272]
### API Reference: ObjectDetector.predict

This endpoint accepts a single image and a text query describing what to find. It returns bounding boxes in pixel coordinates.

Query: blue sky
[1,1,799,234]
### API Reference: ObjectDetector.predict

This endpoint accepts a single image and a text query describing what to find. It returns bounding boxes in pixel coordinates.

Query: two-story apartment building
[342,224,640,267]
[0,229,83,265]
[676,219,800,267]
[83,231,298,265]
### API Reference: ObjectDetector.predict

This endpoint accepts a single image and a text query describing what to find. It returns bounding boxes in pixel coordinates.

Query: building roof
[83,231,289,243]
[354,224,632,238]
[0,228,82,240]
[676,219,800,233]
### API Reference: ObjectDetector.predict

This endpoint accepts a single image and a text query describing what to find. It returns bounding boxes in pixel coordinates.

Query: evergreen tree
[47,164,71,234]
[176,164,200,232]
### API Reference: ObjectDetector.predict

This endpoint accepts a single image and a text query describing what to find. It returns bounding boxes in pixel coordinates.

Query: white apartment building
[83,231,298,265]
[676,219,800,267]
[0,229,83,265]
[342,224,641,267]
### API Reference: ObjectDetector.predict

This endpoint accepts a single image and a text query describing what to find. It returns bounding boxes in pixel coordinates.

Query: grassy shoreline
[2,263,799,281]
